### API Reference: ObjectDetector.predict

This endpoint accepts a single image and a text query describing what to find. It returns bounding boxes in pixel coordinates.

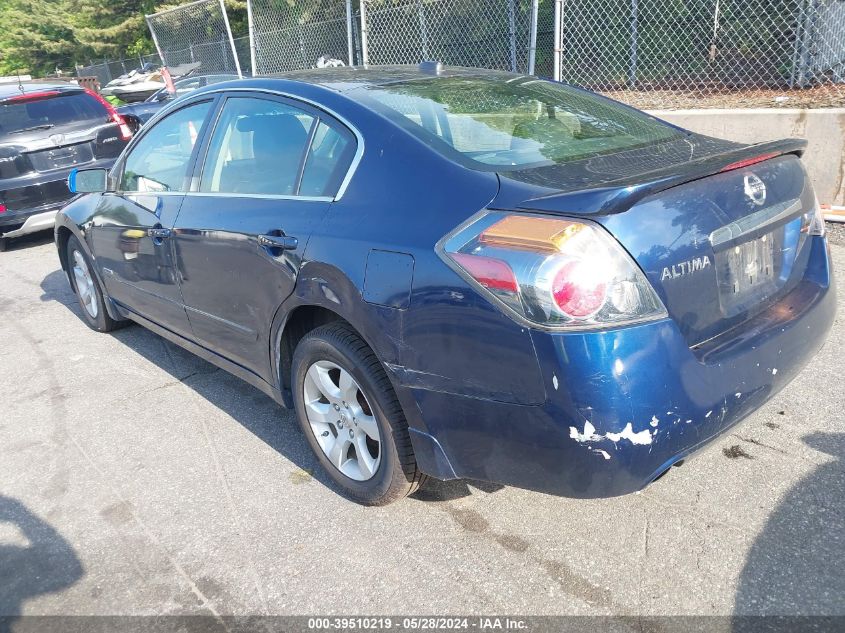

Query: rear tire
[66,234,121,332]
[292,322,426,505]
[0,237,7,252]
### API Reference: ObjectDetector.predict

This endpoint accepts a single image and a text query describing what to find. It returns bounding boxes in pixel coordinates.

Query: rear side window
[120,100,212,193]
[358,77,681,171]
[200,97,314,196]
[0,91,107,136]
[299,121,355,197]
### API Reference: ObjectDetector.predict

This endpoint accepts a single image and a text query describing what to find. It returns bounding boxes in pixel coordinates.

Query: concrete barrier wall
[649,109,845,206]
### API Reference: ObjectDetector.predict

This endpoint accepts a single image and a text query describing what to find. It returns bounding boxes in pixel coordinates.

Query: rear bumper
[1,157,113,236]
[1,208,60,238]
[403,236,836,497]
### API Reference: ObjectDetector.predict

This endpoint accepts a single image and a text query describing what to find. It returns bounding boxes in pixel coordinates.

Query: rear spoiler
[516,138,807,216]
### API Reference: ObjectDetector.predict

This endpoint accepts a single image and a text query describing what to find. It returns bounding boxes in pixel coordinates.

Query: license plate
[715,232,777,313]
[47,148,79,167]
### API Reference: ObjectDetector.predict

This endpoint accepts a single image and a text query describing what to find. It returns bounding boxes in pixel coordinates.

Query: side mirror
[68,168,108,194]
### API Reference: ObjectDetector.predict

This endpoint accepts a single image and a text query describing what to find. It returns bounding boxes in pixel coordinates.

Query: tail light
[802,195,826,237]
[85,89,132,141]
[0,145,26,179]
[0,203,6,214]
[1,90,62,103]
[438,211,667,329]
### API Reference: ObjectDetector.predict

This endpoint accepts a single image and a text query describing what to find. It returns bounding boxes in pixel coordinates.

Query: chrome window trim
[182,86,364,201]
[187,192,333,202]
[120,191,332,202]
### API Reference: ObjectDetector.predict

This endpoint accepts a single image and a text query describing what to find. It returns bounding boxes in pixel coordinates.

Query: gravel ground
[603,86,845,110]
[0,232,843,622]
[826,221,845,247]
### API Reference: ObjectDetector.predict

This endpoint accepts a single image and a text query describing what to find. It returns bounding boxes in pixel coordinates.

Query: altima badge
[744,173,767,206]
[661,256,711,282]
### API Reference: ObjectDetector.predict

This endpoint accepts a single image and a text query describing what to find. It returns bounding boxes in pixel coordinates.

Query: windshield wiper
[10,124,55,134]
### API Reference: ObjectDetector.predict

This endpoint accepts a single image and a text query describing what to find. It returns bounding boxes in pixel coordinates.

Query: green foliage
[0,0,247,77]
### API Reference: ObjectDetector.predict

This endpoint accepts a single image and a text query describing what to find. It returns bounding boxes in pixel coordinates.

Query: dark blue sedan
[55,65,835,505]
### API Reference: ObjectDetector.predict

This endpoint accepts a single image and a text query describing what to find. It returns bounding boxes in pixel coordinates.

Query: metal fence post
[346,0,355,66]
[528,0,539,75]
[417,0,429,60]
[360,0,370,66]
[146,14,167,68]
[219,0,243,77]
[553,0,562,81]
[298,23,307,68]
[247,0,258,75]
[797,0,815,88]
[629,0,638,87]
[508,0,517,72]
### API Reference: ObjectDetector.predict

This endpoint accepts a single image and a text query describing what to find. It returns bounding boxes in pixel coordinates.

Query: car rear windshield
[358,76,683,171]
[0,91,107,136]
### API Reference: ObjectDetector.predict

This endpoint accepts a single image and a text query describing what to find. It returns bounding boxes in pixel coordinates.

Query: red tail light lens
[552,260,608,318]
[0,203,6,214]
[85,89,132,141]
[2,90,62,103]
[719,152,781,173]
[438,211,666,329]
[450,252,518,293]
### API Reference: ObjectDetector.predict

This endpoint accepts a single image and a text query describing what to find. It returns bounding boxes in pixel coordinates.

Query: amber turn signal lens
[479,215,584,253]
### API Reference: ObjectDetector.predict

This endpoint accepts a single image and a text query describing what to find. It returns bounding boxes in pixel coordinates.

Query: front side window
[357,77,682,170]
[200,97,315,196]
[120,100,211,193]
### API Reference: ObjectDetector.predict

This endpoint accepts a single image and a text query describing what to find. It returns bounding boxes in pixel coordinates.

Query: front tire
[66,235,121,332]
[292,322,426,505]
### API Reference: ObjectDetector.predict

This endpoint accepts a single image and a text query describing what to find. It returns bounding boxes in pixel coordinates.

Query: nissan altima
[55,64,835,505]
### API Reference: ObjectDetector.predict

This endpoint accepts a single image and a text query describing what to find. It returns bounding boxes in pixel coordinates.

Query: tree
[0,0,81,75]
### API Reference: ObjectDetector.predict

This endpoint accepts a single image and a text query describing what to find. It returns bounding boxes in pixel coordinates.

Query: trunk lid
[496,136,815,345]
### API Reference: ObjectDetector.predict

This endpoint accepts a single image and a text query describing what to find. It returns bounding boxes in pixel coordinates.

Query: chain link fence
[76,53,163,86]
[248,0,358,75]
[146,0,242,76]
[77,0,845,109]
[361,0,538,72]
[545,0,845,109]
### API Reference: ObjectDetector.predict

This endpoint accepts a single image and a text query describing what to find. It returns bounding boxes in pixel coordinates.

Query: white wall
[649,108,845,206]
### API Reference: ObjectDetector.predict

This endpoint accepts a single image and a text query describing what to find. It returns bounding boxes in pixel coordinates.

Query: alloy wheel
[71,249,98,319]
[302,360,381,481]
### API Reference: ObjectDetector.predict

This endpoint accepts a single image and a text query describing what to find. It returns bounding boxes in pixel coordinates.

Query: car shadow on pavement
[1,230,54,253]
[40,268,494,501]
[0,495,83,632]
[733,432,845,625]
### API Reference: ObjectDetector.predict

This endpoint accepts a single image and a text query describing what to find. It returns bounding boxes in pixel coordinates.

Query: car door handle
[257,234,298,250]
[147,227,171,239]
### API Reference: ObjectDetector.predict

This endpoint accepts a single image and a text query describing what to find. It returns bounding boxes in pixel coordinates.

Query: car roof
[186,65,528,106]
[0,82,82,100]
[269,64,521,93]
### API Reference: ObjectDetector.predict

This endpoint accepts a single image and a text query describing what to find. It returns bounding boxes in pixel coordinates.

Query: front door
[89,99,214,338]
[173,94,357,380]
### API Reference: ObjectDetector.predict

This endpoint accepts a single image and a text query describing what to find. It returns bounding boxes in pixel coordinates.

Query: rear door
[88,99,215,338]
[172,93,356,379]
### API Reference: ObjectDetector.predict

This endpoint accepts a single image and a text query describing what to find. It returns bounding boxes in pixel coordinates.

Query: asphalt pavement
[1,231,843,619]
